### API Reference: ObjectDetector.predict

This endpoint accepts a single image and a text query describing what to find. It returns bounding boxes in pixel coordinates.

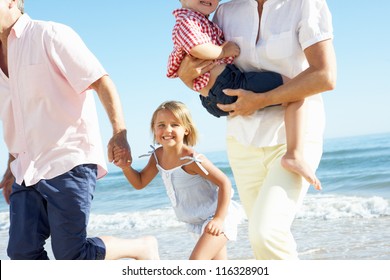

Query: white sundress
[144,146,244,241]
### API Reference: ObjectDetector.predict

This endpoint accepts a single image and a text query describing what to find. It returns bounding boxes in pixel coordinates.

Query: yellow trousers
[226,137,323,259]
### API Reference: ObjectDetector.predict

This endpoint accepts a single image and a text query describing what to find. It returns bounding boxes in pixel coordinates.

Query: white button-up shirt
[214,0,333,147]
[0,14,107,186]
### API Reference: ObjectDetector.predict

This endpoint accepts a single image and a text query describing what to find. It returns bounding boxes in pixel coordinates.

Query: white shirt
[213,0,333,147]
[0,14,107,185]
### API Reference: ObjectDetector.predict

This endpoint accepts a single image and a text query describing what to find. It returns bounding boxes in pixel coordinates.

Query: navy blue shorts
[7,164,106,260]
[200,64,283,117]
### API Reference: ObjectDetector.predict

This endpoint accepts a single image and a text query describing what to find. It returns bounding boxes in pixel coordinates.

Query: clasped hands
[108,130,132,167]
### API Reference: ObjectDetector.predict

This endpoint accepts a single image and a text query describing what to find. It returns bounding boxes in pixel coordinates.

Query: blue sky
[0,0,389,173]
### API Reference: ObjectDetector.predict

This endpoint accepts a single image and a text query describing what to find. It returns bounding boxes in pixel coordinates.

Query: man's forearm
[92,75,127,134]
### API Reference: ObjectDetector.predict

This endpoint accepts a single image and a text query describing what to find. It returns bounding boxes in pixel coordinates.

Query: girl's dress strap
[139,145,158,162]
[180,154,209,175]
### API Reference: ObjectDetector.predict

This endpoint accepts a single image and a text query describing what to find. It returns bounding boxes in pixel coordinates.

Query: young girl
[114,101,242,260]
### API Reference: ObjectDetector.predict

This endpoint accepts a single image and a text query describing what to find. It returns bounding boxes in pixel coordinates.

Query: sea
[0,132,389,260]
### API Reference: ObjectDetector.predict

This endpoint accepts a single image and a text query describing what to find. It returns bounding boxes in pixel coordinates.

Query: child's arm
[113,147,158,190]
[184,155,232,236]
[189,41,240,60]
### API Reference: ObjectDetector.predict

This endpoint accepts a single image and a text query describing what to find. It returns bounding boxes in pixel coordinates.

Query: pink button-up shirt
[0,14,108,186]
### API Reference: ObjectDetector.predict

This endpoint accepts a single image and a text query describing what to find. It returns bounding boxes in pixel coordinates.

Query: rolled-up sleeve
[299,0,333,50]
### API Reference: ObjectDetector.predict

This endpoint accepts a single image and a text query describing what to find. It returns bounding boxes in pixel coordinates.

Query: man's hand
[0,169,14,204]
[217,88,269,117]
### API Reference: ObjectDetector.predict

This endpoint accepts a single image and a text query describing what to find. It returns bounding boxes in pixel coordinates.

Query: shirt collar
[173,8,209,20]
[12,13,31,38]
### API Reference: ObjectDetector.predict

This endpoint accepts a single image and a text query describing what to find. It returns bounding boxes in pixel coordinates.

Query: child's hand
[221,41,240,58]
[204,217,224,236]
[113,146,131,169]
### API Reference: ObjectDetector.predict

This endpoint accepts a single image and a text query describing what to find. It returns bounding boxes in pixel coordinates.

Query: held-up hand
[177,55,217,88]
[204,217,224,236]
[221,41,240,58]
[107,130,132,167]
[217,88,269,117]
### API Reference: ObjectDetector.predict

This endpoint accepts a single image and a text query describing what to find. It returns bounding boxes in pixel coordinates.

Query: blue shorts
[200,64,283,117]
[7,164,106,260]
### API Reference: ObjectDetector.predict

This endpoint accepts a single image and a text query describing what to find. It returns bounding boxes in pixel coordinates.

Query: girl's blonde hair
[150,101,198,146]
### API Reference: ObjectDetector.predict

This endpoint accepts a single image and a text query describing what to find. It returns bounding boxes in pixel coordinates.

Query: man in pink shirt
[0,0,159,260]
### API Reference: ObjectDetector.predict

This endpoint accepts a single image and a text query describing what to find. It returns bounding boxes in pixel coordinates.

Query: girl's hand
[204,217,224,236]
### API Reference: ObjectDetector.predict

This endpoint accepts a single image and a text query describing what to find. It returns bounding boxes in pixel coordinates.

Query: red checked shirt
[167,8,234,92]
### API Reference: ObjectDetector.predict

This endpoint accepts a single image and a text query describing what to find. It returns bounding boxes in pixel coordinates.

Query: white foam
[0,212,9,231]
[297,194,390,220]
[87,207,182,231]
[0,195,389,232]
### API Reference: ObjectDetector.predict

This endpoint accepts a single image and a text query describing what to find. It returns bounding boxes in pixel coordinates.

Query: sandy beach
[1,210,389,260]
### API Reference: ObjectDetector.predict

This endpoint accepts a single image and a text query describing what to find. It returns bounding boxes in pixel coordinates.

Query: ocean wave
[297,194,390,220]
[0,212,9,231]
[322,145,390,159]
[0,195,389,232]
[87,208,183,231]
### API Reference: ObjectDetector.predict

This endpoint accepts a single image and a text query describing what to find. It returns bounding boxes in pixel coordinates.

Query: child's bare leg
[281,100,322,190]
[189,233,228,260]
[100,235,160,260]
[213,244,227,260]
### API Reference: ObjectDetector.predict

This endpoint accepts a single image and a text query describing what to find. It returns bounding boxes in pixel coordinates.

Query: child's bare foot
[281,154,322,190]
